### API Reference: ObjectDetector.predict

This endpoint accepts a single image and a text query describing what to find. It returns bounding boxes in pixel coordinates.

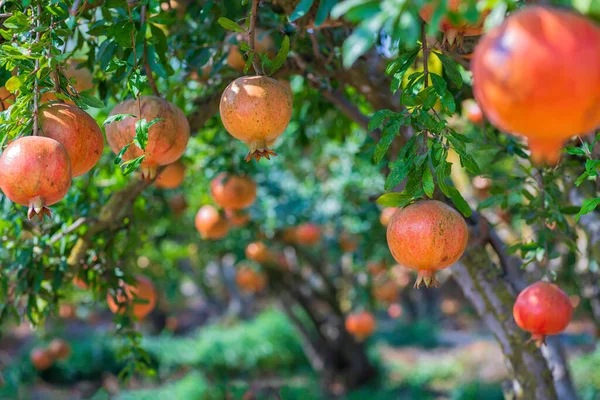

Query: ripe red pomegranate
[39,103,104,177]
[105,96,190,180]
[345,311,376,341]
[30,347,53,371]
[155,160,186,189]
[236,266,267,293]
[0,136,72,220]
[210,173,257,210]
[245,241,271,263]
[106,275,157,321]
[513,281,574,346]
[295,223,321,246]
[465,101,483,125]
[195,205,229,239]
[220,76,293,162]
[420,0,490,45]
[48,338,71,361]
[386,200,469,288]
[379,207,397,227]
[472,6,600,165]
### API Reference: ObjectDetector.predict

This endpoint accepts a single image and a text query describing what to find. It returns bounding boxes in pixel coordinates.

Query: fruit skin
[472,7,600,165]
[345,311,376,341]
[48,338,71,361]
[0,136,72,220]
[155,160,186,189]
[220,76,293,162]
[379,207,397,227]
[105,96,190,180]
[245,241,271,263]
[386,200,469,288]
[195,205,229,239]
[295,223,321,246]
[236,266,267,293]
[420,0,490,45]
[30,348,53,371]
[513,281,574,346]
[39,103,104,177]
[106,275,157,321]
[210,173,257,210]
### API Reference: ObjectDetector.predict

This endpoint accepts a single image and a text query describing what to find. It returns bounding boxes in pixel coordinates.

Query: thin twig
[141,5,160,97]
[248,0,262,74]
[421,21,429,89]
[32,4,42,136]
[49,217,90,244]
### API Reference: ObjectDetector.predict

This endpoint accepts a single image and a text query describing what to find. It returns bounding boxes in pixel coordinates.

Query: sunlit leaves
[290,0,315,21]
[217,17,246,33]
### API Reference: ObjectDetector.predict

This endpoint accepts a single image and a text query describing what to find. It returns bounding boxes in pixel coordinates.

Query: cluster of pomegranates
[30,338,72,371]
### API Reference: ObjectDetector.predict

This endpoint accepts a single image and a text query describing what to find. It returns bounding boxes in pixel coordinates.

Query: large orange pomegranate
[0,136,72,220]
[210,172,257,210]
[155,160,186,189]
[105,96,190,179]
[39,103,104,177]
[386,200,469,288]
[472,7,600,165]
[30,347,53,371]
[345,311,376,341]
[106,275,157,321]
[48,338,71,361]
[373,280,399,304]
[420,0,490,45]
[220,76,293,162]
[379,207,397,226]
[236,266,267,293]
[227,30,275,72]
[195,205,229,239]
[295,223,321,246]
[245,241,271,263]
[513,281,574,346]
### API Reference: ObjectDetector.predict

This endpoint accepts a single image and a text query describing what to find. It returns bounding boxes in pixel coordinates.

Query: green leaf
[217,17,246,33]
[269,35,290,75]
[127,70,147,98]
[368,109,394,131]
[574,172,589,187]
[134,119,150,151]
[376,192,414,208]
[385,161,411,191]
[243,52,255,74]
[290,0,315,21]
[78,90,105,108]
[373,118,401,163]
[112,21,136,48]
[104,113,135,126]
[432,52,462,88]
[576,198,600,222]
[121,155,146,176]
[114,144,131,165]
[564,147,586,156]
[459,153,481,175]
[447,186,472,217]
[4,76,22,93]
[342,14,385,68]
[315,0,337,26]
[422,166,435,198]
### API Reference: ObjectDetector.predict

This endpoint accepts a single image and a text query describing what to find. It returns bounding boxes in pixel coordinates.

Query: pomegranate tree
[195,205,229,239]
[105,96,190,179]
[472,6,600,165]
[420,0,490,45]
[220,76,293,162]
[210,172,257,210]
[0,136,72,220]
[39,103,104,177]
[106,275,157,321]
[513,281,574,346]
[345,311,376,341]
[386,200,469,288]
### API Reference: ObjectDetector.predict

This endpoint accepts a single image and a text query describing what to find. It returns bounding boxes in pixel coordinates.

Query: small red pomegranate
[155,160,186,189]
[220,76,293,162]
[379,207,397,227]
[106,275,157,321]
[30,347,53,371]
[39,103,104,177]
[245,241,271,263]
[513,281,574,346]
[210,173,257,210]
[295,223,321,246]
[465,101,483,125]
[236,266,267,293]
[345,311,376,341]
[105,96,190,180]
[386,200,469,288]
[0,136,72,220]
[472,7,600,165]
[420,0,490,45]
[195,205,229,239]
[48,338,71,361]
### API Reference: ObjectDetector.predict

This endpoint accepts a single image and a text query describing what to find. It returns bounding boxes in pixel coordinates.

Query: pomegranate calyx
[28,197,52,220]
[529,333,547,348]
[414,271,441,289]
[244,141,277,162]
[140,165,158,181]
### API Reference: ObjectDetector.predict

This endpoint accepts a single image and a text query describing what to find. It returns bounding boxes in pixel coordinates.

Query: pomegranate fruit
[339,231,359,253]
[210,172,257,210]
[245,241,271,263]
[295,223,321,246]
[386,200,469,288]
[220,76,293,162]
[0,136,72,220]
[30,348,53,371]
[420,0,490,45]
[225,209,251,227]
[167,194,188,216]
[373,280,399,304]
[368,260,387,276]
[236,266,267,293]
[105,96,190,179]
[465,101,483,125]
[513,281,574,346]
[155,160,186,189]
[39,103,103,177]
[195,205,229,239]
[106,275,157,321]
[472,6,600,165]
[379,207,397,227]
[345,311,376,341]
[48,338,71,361]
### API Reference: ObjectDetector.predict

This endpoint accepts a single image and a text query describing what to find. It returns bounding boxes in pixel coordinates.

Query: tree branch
[248,0,262,74]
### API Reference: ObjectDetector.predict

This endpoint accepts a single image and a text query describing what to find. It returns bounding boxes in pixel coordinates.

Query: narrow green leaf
[576,198,600,222]
[376,192,414,208]
[78,90,105,108]
[114,144,131,165]
[269,35,290,75]
[217,17,246,33]
[122,155,146,176]
[290,0,315,21]
[368,109,394,131]
[315,0,337,26]
[422,166,435,198]
[243,52,255,74]
[385,161,411,191]
[432,51,462,88]
[373,119,401,163]
[104,113,135,126]
[134,119,150,150]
